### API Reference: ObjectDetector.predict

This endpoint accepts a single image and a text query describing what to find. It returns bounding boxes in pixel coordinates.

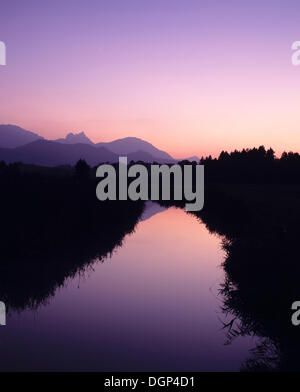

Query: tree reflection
[0,162,145,311]
[199,186,300,372]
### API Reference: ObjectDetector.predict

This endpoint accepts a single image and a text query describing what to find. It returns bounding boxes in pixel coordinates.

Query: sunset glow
[1,0,300,157]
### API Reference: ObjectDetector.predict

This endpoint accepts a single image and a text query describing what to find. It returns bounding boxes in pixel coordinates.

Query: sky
[1,0,300,158]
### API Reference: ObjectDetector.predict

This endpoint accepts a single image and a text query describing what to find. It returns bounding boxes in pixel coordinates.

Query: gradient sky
[1,0,300,158]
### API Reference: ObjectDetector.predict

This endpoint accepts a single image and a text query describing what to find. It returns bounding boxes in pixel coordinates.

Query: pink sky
[1,1,300,158]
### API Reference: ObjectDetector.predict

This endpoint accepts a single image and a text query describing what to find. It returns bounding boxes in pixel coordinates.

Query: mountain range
[0,124,199,166]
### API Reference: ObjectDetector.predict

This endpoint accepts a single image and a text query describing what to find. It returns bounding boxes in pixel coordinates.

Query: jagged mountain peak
[56,131,93,145]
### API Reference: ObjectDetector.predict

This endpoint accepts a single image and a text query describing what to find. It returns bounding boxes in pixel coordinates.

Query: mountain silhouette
[55,131,93,145]
[55,134,173,163]
[0,124,43,148]
[0,140,118,166]
[126,149,172,163]
[184,155,200,162]
[0,139,171,166]
[97,137,175,162]
[0,125,182,165]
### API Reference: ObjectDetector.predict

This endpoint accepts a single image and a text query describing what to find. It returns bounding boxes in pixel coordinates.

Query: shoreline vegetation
[0,160,145,310]
[158,146,300,371]
[1,144,300,370]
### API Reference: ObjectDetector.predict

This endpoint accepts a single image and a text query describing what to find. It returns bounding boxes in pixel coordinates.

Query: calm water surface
[0,203,257,371]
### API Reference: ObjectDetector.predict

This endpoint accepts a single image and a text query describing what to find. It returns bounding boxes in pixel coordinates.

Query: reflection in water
[139,200,167,222]
[195,186,300,372]
[0,203,257,371]
[0,171,145,311]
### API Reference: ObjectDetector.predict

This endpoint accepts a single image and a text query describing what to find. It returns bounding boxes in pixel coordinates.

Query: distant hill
[54,134,175,162]
[97,137,175,162]
[181,156,200,162]
[0,140,118,166]
[54,132,93,145]
[126,150,168,163]
[0,140,173,167]
[0,124,43,148]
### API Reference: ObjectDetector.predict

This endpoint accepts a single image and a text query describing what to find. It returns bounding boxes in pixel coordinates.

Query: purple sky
[1,0,300,157]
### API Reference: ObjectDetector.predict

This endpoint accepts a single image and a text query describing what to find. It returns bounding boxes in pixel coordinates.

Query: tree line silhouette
[198,145,300,184]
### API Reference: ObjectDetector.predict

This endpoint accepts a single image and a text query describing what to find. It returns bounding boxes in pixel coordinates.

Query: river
[0,202,257,371]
